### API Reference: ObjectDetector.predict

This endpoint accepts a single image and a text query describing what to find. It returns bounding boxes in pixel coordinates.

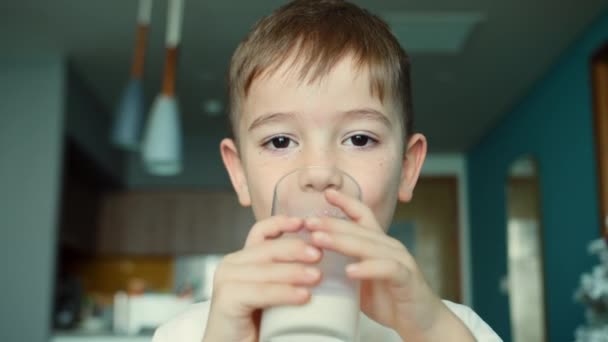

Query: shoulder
[442,300,503,342]
[152,300,211,342]
[360,301,502,342]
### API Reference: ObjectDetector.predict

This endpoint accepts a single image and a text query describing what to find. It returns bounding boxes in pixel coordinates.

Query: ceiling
[1,0,607,152]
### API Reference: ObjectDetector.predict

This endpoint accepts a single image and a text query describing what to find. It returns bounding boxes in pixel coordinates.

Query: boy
[154,0,501,341]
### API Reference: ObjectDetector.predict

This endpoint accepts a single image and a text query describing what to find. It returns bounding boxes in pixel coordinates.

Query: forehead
[240,55,399,129]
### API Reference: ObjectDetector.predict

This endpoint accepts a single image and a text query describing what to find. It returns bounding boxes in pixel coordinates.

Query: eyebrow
[247,108,391,132]
[248,112,296,132]
[342,108,391,128]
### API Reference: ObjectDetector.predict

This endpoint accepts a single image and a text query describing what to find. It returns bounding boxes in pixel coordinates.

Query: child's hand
[202,216,322,342]
[305,189,476,341]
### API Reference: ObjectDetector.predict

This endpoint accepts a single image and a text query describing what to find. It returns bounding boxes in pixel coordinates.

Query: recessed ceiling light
[203,99,224,117]
[382,11,486,54]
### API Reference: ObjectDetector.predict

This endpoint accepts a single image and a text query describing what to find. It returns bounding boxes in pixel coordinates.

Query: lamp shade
[111,79,144,151]
[111,0,152,151]
[141,95,182,175]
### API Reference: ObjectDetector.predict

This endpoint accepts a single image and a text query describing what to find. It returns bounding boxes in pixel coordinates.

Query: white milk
[259,294,359,342]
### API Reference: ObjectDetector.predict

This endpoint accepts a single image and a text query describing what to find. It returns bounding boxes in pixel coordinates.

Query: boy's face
[221,55,427,231]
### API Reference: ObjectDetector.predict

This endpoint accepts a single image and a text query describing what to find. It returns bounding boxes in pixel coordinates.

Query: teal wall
[467,11,608,341]
[0,55,65,342]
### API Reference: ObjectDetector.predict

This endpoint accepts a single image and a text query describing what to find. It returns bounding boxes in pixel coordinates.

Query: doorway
[390,176,462,302]
[591,42,608,238]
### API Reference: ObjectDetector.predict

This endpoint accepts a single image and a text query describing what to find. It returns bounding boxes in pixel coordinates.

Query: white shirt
[153,299,502,341]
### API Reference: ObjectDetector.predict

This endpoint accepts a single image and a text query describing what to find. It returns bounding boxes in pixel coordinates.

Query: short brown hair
[227,0,414,140]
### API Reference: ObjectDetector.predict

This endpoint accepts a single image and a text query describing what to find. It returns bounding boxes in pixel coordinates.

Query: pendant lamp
[111,0,153,151]
[141,0,185,176]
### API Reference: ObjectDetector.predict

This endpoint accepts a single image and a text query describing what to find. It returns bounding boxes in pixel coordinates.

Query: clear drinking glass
[259,167,362,342]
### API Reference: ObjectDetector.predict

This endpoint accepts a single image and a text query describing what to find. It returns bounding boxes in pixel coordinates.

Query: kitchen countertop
[52,330,154,342]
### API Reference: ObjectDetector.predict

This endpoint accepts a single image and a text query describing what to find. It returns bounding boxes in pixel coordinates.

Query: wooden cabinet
[58,139,122,253]
[97,192,173,255]
[170,192,253,254]
[97,191,255,255]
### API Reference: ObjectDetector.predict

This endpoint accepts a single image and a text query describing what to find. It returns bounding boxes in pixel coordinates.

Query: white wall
[0,55,65,342]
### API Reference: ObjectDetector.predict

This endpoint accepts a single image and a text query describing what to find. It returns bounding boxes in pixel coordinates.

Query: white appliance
[173,254,223,301]
[113,292,194,335]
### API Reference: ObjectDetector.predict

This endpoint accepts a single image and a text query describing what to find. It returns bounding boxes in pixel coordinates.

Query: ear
[220,138,251,207]
[398,133,427,202]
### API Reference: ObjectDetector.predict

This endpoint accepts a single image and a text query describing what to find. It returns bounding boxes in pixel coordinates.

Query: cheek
[355,157,402,231]
[246,171,275,220]
[243,158,290,220]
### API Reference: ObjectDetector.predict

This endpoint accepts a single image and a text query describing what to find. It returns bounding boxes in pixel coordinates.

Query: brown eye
[350,134,370,146]
[343,134,378,148]
[270,136,292,149]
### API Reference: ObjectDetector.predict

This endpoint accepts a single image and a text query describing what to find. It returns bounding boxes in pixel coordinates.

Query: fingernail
[346,264,359,274]
[295,288,309,298]
[313,232,331,244]
[306,217,321,227]
[305,246,321,258]
[305,267,320,279]
[326,188,338,195]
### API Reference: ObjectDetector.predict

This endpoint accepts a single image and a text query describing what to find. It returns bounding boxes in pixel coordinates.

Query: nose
[298,167,344,192]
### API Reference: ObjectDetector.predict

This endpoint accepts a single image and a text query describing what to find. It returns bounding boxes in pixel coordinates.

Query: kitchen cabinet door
[58,139,121,253]
[97,192,174,255]
[171,192,254,254]
[97,191,255,255]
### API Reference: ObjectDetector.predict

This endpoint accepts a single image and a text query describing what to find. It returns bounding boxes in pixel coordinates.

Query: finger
[310,230,386,259]
[245,216,304,247]
[219,263,322,286]
[324,188,380,231]
[225,238,322,265]
[346,258,410,286]
[310,230,413,266]
[305,216,403,250]
[215,282,311,311]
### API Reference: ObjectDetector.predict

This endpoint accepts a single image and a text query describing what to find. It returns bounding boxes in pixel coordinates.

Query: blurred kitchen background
[1,1,608,341]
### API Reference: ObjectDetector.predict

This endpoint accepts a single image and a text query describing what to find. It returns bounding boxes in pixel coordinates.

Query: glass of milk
[259,167,361,342]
